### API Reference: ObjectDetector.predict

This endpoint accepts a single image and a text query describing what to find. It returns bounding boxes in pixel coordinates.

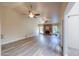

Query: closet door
[67,3,79,50]
[64,3,79,56]
[68,15,79,49]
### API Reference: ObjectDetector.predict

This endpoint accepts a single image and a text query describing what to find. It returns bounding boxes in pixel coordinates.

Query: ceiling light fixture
[29,12,34,18]
[28,4,40,18]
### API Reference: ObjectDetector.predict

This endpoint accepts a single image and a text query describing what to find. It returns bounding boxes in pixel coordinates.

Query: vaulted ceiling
[0,2,67,23]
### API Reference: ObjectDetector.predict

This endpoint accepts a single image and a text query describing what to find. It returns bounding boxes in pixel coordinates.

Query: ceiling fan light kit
[29,12,34,18]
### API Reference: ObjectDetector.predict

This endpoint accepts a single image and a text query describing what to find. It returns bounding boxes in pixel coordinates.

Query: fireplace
[45,30,50,35]
[44,24,52,35]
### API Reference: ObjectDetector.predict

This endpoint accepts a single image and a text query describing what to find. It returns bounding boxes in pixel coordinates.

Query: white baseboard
[2,34,35,45]
[1,36,26,45]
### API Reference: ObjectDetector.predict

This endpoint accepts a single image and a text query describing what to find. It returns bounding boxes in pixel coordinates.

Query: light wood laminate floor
[1,35,62,56]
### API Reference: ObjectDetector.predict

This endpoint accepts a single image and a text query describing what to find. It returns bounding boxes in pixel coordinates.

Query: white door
[68,15,79,49]
[64,3,79,56]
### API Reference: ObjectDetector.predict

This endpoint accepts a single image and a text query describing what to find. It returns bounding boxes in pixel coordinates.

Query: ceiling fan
[28,4,40,18]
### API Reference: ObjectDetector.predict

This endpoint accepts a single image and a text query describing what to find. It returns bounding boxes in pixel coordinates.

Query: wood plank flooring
[1,35,62,56]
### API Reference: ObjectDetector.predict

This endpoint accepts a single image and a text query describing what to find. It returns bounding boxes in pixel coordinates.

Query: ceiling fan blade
[34,14,40,16]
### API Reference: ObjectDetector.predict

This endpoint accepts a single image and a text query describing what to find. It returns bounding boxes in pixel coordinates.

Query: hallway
[1,2,79,56]
[1,35,62,56]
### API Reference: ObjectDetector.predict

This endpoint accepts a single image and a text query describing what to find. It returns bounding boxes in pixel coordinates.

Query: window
[39,26,43,34]
[53,25,60,37]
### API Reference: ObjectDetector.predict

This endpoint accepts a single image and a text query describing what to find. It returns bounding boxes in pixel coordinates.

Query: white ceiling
[36,2,61,17]
[25,2,62,19]
[0,2,61,15]
[0,2,67,23]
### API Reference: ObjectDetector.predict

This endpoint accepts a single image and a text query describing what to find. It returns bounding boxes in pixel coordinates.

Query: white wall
[1,7,39,45]
[0,7,2,56]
